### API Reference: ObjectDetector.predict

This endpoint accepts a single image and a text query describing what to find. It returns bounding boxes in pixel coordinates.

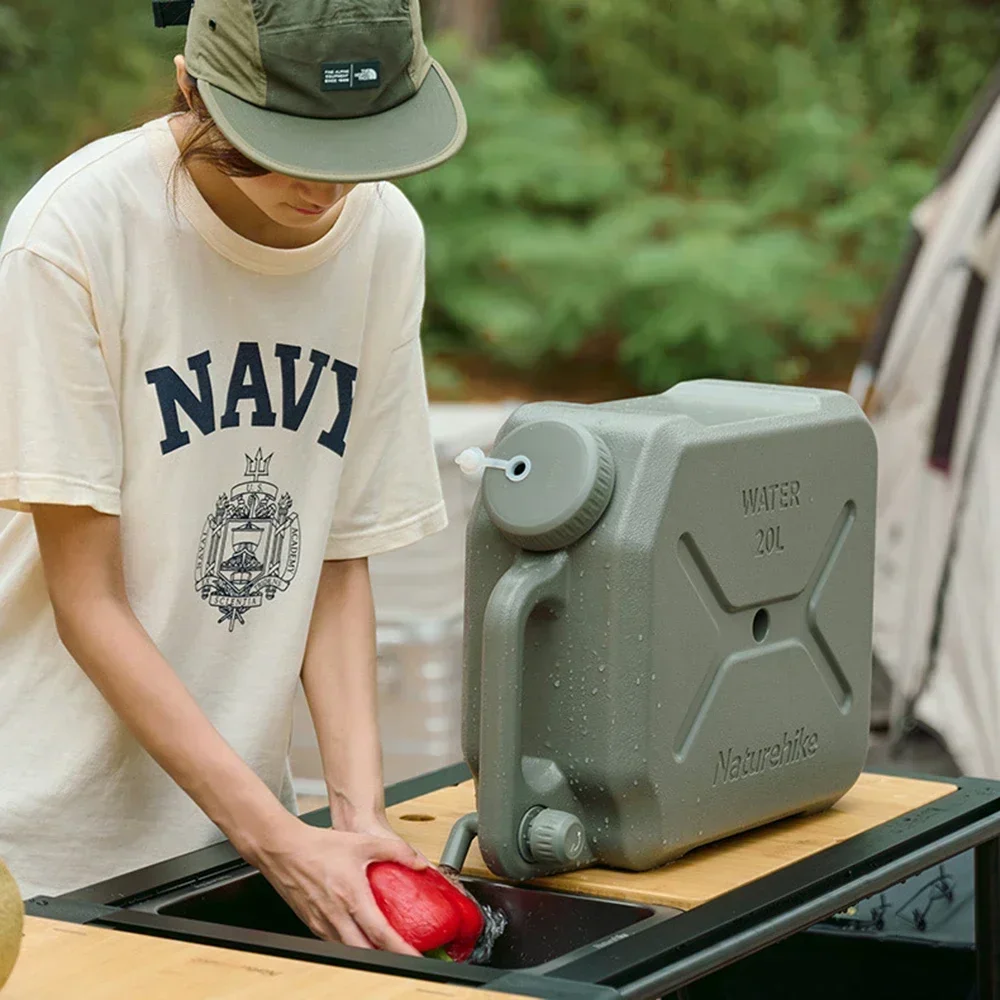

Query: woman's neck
[167,116,348,250]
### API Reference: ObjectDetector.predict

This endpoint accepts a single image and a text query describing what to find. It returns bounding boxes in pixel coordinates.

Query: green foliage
[0,1,177,216]
[402,43,651,372]
[3,2,1000,390]
[402,1,1000,390]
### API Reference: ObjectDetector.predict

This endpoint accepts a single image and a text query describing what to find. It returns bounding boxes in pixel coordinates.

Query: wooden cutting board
[386,772,956,911]
[4,917,531,999]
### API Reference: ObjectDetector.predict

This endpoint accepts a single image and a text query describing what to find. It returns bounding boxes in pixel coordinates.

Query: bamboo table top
[385,772,957,910]
[4,917,532,999]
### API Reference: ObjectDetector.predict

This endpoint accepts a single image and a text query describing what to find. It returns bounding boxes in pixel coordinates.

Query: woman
[0,0,466,955]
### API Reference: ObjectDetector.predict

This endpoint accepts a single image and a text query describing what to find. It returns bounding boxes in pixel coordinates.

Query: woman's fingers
[284,890,373,951]
[329,911,374,950]
[260,825,433,956]
[354,897,421,956]
[368,834,427,870]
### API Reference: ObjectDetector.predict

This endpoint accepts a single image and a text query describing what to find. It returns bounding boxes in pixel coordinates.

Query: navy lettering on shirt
[275,344,331,432]
[317,360,358,457]
[220,342,277,430]
[145,343,356,457]
[145,350,215,455]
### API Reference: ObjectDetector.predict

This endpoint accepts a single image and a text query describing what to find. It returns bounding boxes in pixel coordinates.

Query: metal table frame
[26,763,1000,999]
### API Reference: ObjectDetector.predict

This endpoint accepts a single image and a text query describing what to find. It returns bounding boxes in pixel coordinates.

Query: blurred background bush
[3,0,1000,400]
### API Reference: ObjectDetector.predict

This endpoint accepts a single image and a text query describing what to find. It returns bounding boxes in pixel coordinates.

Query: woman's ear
[174,54,196,110]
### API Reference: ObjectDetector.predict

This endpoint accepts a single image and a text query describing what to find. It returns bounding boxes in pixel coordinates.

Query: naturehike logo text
[713,727,819,787]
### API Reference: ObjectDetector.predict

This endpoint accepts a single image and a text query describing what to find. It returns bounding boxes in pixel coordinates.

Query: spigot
[439,812,479,874]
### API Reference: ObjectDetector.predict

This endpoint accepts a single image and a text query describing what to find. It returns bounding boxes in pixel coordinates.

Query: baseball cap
[183,0,467,182]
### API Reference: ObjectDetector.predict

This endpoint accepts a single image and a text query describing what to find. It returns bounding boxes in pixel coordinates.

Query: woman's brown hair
[169,75,270,183]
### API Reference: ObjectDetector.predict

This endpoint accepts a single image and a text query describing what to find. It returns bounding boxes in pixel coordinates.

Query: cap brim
[197,59,467,183]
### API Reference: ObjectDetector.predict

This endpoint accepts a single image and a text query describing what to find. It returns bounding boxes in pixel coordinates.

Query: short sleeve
[326,329,447,560]
[0,248,123,515]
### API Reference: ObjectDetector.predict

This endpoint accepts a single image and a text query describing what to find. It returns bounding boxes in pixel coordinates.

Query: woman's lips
[290,204,325,216]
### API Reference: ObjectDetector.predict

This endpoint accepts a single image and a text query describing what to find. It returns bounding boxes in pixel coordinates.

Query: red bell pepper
[367,861,485,962]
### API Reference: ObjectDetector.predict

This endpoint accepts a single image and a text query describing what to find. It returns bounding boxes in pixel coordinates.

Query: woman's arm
[301,558,392,835]
[33,504,291,852]
[31,503,423,953]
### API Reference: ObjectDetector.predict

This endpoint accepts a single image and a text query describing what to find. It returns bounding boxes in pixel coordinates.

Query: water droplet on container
[651,673,657,680]
[634,744,639,751]
[592,687,598,695]
[657,702,662,709]
[635,677,641,685]
[554,680,561,688]
[591,538,597,547]
[638,634,644,642]
[633,779,639,786]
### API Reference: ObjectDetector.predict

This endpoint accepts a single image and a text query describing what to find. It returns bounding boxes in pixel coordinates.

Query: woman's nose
[295,183,343,208]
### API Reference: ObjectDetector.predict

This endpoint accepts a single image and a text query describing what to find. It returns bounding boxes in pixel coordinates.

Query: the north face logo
[321,60,381,91]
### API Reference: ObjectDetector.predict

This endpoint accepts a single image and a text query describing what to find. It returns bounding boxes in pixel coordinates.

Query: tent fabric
[852,68,1000,776]
[854,63,1000,397]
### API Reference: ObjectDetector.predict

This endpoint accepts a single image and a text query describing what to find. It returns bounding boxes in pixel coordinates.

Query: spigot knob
[526,809,586,866]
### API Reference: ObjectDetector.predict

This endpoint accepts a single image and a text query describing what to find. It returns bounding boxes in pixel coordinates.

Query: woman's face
[231,173,356,231]
[173,55,354,235]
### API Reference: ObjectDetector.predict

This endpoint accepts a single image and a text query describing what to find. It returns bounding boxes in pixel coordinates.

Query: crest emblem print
[195,450,301,630]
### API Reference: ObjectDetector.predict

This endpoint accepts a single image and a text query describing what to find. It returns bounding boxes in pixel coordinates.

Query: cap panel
[198,60,464,182]
[406,0,432,90]
[186,1,468,183]
[257,10,416,118]
[250,0,410,31]
[185,0,267,105]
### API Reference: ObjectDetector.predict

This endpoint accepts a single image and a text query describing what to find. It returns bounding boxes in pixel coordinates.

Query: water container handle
[477,549,575,880]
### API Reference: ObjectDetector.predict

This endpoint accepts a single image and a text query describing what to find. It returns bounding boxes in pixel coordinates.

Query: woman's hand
[255,817,429,954]
[342,812,435,868]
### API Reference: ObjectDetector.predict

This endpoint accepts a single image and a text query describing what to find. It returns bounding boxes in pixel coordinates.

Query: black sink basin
[138,868,673,970]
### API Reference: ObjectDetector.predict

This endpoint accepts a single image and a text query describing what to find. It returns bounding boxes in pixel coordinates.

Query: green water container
[451,379,876,882]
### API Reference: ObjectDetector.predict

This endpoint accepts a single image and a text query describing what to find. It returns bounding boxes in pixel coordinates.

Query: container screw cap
[476,420,615,551]
[525,809,587,866]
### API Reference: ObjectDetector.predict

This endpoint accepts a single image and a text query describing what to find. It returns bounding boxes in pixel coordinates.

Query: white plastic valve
[455,447,531,482]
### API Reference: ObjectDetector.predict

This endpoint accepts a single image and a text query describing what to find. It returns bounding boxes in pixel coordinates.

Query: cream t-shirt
[0,116,447,899]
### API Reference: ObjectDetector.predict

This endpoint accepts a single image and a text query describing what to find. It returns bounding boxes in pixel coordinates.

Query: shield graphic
[195,450,301,630]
